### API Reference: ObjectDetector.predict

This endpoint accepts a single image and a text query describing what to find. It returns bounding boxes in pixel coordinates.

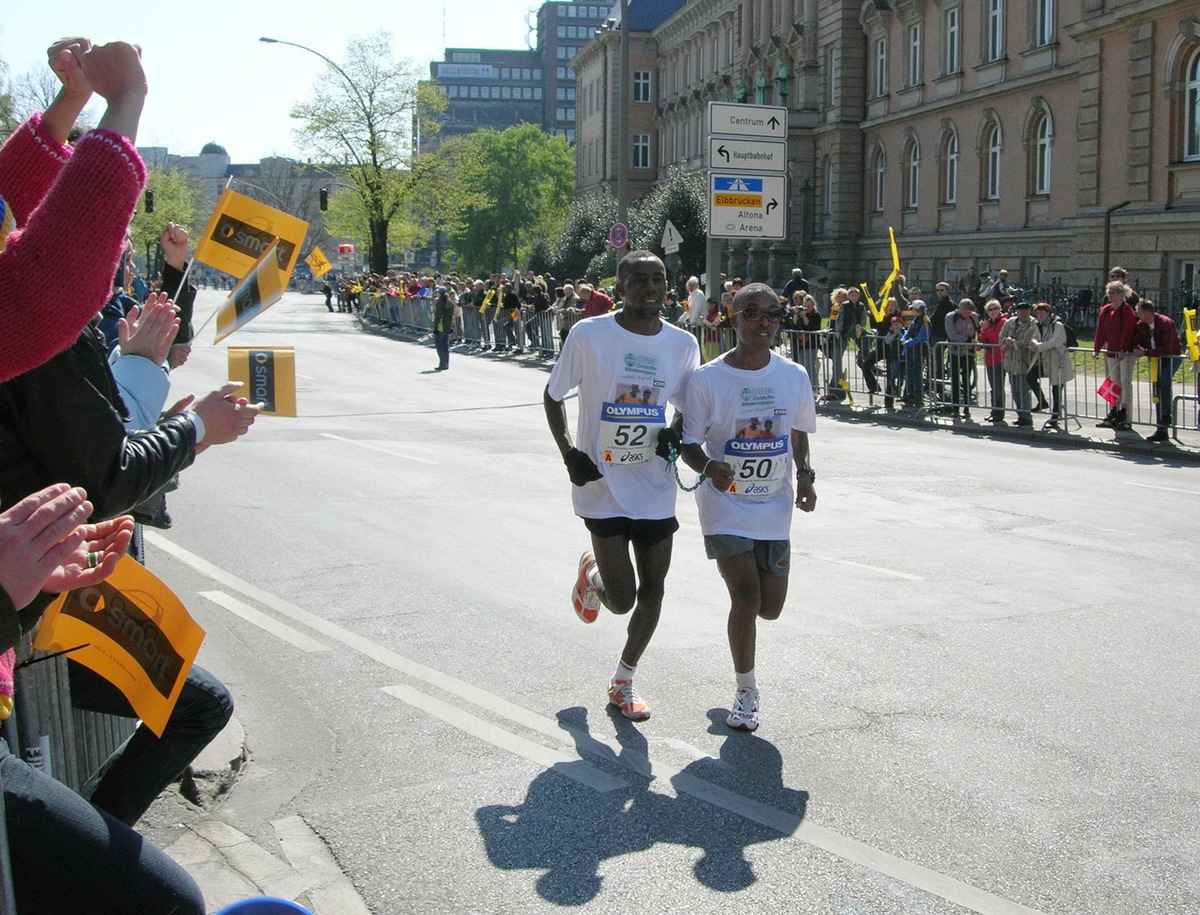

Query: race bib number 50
[598,402,665,465]
[725,437,788,496]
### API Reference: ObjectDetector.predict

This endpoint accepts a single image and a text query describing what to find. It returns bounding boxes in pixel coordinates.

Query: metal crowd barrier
[354,300,1198,436]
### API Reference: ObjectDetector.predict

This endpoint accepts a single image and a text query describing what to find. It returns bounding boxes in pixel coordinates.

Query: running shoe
[727,687,760,731]
[607,679,651,721]
[572,551,601,623]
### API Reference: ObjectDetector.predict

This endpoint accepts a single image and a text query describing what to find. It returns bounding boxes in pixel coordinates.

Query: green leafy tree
[630,167,708,280]
[552,192,618,280]
[287,33,445,274]
[129,166,201,275]
[449,124,573,273]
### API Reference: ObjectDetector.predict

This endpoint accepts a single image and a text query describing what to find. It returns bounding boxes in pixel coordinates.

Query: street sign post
[708,137,787,174]
[707,102,788,139]
[708,174,787,240]
[661,220,682,255]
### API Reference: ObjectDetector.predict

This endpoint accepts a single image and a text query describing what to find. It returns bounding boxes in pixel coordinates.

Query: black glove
[655,426,682,462]
[563,448,603,486]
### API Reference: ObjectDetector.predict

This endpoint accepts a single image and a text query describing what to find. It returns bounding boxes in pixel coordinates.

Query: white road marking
[1123,481,1199,497]
[807,553,925,581]
[150,532,1048,915]
[318,432,437,464]
[382,685,629,793]
[198,591,331,653]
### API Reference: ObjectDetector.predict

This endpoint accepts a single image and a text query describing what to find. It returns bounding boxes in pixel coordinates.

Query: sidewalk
[143,717,372,915]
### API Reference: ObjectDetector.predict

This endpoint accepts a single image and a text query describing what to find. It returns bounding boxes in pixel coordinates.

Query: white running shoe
[727,687,760,731]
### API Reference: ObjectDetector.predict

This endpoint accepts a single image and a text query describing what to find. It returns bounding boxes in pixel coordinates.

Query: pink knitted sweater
[0,112,146,383]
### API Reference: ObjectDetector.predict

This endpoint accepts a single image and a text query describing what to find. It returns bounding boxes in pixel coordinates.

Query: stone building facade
[574,0,1200,305]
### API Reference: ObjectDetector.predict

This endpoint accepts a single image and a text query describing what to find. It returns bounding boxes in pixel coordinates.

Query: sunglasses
[739,307,784,322]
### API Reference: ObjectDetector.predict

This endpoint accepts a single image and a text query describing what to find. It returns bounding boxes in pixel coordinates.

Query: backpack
[1061,320,1078,349]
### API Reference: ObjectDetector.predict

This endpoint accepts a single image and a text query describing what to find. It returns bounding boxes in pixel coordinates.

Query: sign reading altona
[708,174,787,239]
[707,102,788,139]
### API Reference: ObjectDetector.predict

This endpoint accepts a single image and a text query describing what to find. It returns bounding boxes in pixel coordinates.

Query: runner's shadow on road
[474,706,807,906]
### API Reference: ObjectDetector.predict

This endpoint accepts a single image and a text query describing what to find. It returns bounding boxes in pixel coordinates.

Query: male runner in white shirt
[544,251,700,720]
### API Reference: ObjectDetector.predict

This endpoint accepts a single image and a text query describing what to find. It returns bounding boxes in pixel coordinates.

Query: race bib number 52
[598,402,665,465]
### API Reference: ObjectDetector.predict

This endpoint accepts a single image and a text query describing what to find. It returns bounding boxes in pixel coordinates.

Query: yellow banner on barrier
[214,240,285,343]
[193,188,308,287]
[227,346,297,416]
[33,556,204,737]
[305,246,332,278]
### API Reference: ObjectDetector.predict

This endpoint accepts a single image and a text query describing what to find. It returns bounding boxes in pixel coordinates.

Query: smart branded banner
[33,556,205,737]
[213,239,285,343]
[227,346,297,416]
[193,188,309,288]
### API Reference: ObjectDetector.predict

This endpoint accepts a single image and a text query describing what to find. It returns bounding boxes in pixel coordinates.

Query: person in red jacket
[977,298,1008,422]
[577,282,613,318]
[1093,280,1139,429]
[1131,300,1183,443]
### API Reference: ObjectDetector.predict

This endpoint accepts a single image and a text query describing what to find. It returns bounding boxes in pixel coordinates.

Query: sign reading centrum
[708,174,787,239]
[707,102,788,140]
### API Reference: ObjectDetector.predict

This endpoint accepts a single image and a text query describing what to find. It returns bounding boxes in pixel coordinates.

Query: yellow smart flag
[305,246,332,278]
[227,346,297,416]
[34,556,205,737]
[214,240,285,343]
[193,188,309,288]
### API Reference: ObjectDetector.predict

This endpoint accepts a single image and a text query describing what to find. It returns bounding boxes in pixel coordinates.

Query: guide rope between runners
[661,438,706,492]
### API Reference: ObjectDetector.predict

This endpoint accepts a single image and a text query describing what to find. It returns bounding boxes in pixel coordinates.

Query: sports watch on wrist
[796,463,816,483]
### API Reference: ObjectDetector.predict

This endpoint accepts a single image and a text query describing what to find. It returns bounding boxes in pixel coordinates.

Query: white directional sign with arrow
[708,137,787,174]
[707,102,788,139]
[708,174,787,240]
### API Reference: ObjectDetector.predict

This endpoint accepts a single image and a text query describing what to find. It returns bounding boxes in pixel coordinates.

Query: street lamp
[259,37,370,123]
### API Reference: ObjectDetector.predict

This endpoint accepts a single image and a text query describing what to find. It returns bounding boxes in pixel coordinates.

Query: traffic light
[319,188,328,211]
[144,189,154,213]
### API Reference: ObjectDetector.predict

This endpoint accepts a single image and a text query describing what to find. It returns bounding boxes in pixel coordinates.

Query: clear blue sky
[0,0,541,163]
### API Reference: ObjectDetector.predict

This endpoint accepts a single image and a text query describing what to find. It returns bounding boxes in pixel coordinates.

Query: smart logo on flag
[193,188,308,287]
[227,346,296,416]
[34,556,206,737]
[58,580,185,699]
[211,213,295,272]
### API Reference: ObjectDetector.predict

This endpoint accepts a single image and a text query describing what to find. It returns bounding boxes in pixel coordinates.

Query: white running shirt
[547,313,700,520]
[682,351,817,540]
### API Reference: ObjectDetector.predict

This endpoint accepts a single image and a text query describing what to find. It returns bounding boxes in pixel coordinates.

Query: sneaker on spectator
[572,551,600,623]
[607,679,651,720]
[727,687,760,731]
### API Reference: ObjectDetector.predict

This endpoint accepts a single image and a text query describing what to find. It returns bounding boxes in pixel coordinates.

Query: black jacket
[0,320,197,647]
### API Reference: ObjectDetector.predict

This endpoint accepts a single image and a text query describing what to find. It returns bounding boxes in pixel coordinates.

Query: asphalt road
[143,289,1198,915]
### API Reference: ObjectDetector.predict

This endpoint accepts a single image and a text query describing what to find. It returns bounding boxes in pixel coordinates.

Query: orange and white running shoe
[607,679,651,721]
[572,551,601,623]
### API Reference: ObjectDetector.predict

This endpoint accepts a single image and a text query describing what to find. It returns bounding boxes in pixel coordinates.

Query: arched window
[942,131,959,205]
[903,139,921,209]
[1032,113,1052,194]
[1187,48,1200,161]
[871,146,886,212]
[984,121,1002,200]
